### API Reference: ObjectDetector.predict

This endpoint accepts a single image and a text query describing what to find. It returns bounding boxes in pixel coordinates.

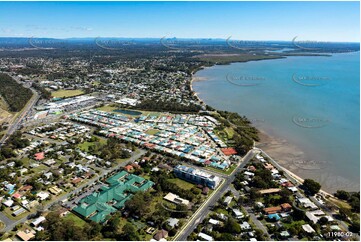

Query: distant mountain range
[0,37,359,51]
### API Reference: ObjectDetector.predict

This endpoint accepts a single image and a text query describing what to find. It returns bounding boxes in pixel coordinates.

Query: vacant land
[146,129,160,135]
[51,89,84,98]
[63,212,87,227]
[206,164,237,176]
[96,104,118,113]
[0,107,12,125]
[168,178,195,190]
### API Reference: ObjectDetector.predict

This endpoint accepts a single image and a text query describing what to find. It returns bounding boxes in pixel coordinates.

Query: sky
[0,1,359,42]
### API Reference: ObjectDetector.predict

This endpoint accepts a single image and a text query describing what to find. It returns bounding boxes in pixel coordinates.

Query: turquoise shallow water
[193,52,360,192]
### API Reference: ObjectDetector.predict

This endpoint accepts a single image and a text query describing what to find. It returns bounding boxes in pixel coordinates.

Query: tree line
[0,73,33,112]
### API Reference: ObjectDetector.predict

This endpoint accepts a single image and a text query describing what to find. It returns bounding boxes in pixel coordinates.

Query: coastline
[189,62,358,195]
[256,129,335,197]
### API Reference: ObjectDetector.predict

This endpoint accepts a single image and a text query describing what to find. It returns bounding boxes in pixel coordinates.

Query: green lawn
[168,178,195,190]
[63,212,87,227]
[78,138,107,152]
[96,105,118,113]
[283,220,306,230]
[214,207,229,215]
[146,129,160,135]
[205,164,237,176]
[78,141,95,152]
[224,127,235,139]
[51,89,84,98]
[32,164,49,173]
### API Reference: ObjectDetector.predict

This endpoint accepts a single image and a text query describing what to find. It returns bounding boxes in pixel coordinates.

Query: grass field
[51,89,84,98]
[224,127,235,138]
[78,138,107,152]
[328,197,352,210]
[168,178,195,190]
[205,164,237,176]
[146,129,160,135]
[96,105,118,113]
[0,98,12,125]
[63,212,87,227]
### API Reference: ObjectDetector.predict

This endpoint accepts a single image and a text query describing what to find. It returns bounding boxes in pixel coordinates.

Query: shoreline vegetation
[189,54,358,196]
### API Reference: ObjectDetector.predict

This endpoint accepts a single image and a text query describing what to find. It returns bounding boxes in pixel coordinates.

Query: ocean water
[193,52,360,192]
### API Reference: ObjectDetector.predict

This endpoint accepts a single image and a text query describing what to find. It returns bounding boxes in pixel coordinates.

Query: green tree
[118,223,140,241]
[318,216,329,225]
[125,191,152,216]
[223,217,241,234]
[219,233,237,241]
[334,190,350,200]
[303,179,321,195]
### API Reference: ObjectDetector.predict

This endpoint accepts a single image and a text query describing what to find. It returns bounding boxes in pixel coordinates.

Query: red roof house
[221,148,238,156]
[34,152,45,161]
[124,165,134,172]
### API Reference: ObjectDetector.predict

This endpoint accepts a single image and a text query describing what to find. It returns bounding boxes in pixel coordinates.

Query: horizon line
[0,36,359,44]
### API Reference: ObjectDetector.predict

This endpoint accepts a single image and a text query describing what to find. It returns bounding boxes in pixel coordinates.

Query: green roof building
[73,171,154,223]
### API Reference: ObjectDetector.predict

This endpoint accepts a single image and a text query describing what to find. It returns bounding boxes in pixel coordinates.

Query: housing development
[0,4,360,241]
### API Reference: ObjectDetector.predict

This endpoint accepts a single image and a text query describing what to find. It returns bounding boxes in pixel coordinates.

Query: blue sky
[0,1,359,42]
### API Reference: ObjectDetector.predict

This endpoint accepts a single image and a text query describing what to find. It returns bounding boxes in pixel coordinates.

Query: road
[174,149,257,241]
[244,206,269,236]
[0,149,146,232]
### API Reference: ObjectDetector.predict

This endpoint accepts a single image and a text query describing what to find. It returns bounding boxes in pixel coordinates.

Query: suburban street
[244,206,269,236]
[174,149,257,241]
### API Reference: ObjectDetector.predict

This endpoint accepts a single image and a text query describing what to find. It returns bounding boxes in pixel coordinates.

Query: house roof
[259,188,281,194]
[302,224,316,233]
[264,206,282,214]
[12,193,21,199]
[34,152,45,161]
[154,229,168,240]
[19,185,33,192]
[124,165,134,171]
[221,148,237,156]
[16,231,35,241]
[281,203,292,210]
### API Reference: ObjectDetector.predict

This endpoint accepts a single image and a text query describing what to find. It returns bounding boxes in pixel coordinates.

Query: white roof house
[31,216,46,227]
[232,209,244,219]
[198,232,214,241]
[240,221,251,230]
[244,171,255,177]
[163,192,190,206]
[298,197,318,209]
[209,218,220,225]
[37,191,50,201]
[3,199,14,207]
[302,224,316,234]
[223,196,232,206]
[167,218,179,228]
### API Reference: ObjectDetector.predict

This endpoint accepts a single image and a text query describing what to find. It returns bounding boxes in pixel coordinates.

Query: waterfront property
[73,171,154,223]
[174,165,221,189]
